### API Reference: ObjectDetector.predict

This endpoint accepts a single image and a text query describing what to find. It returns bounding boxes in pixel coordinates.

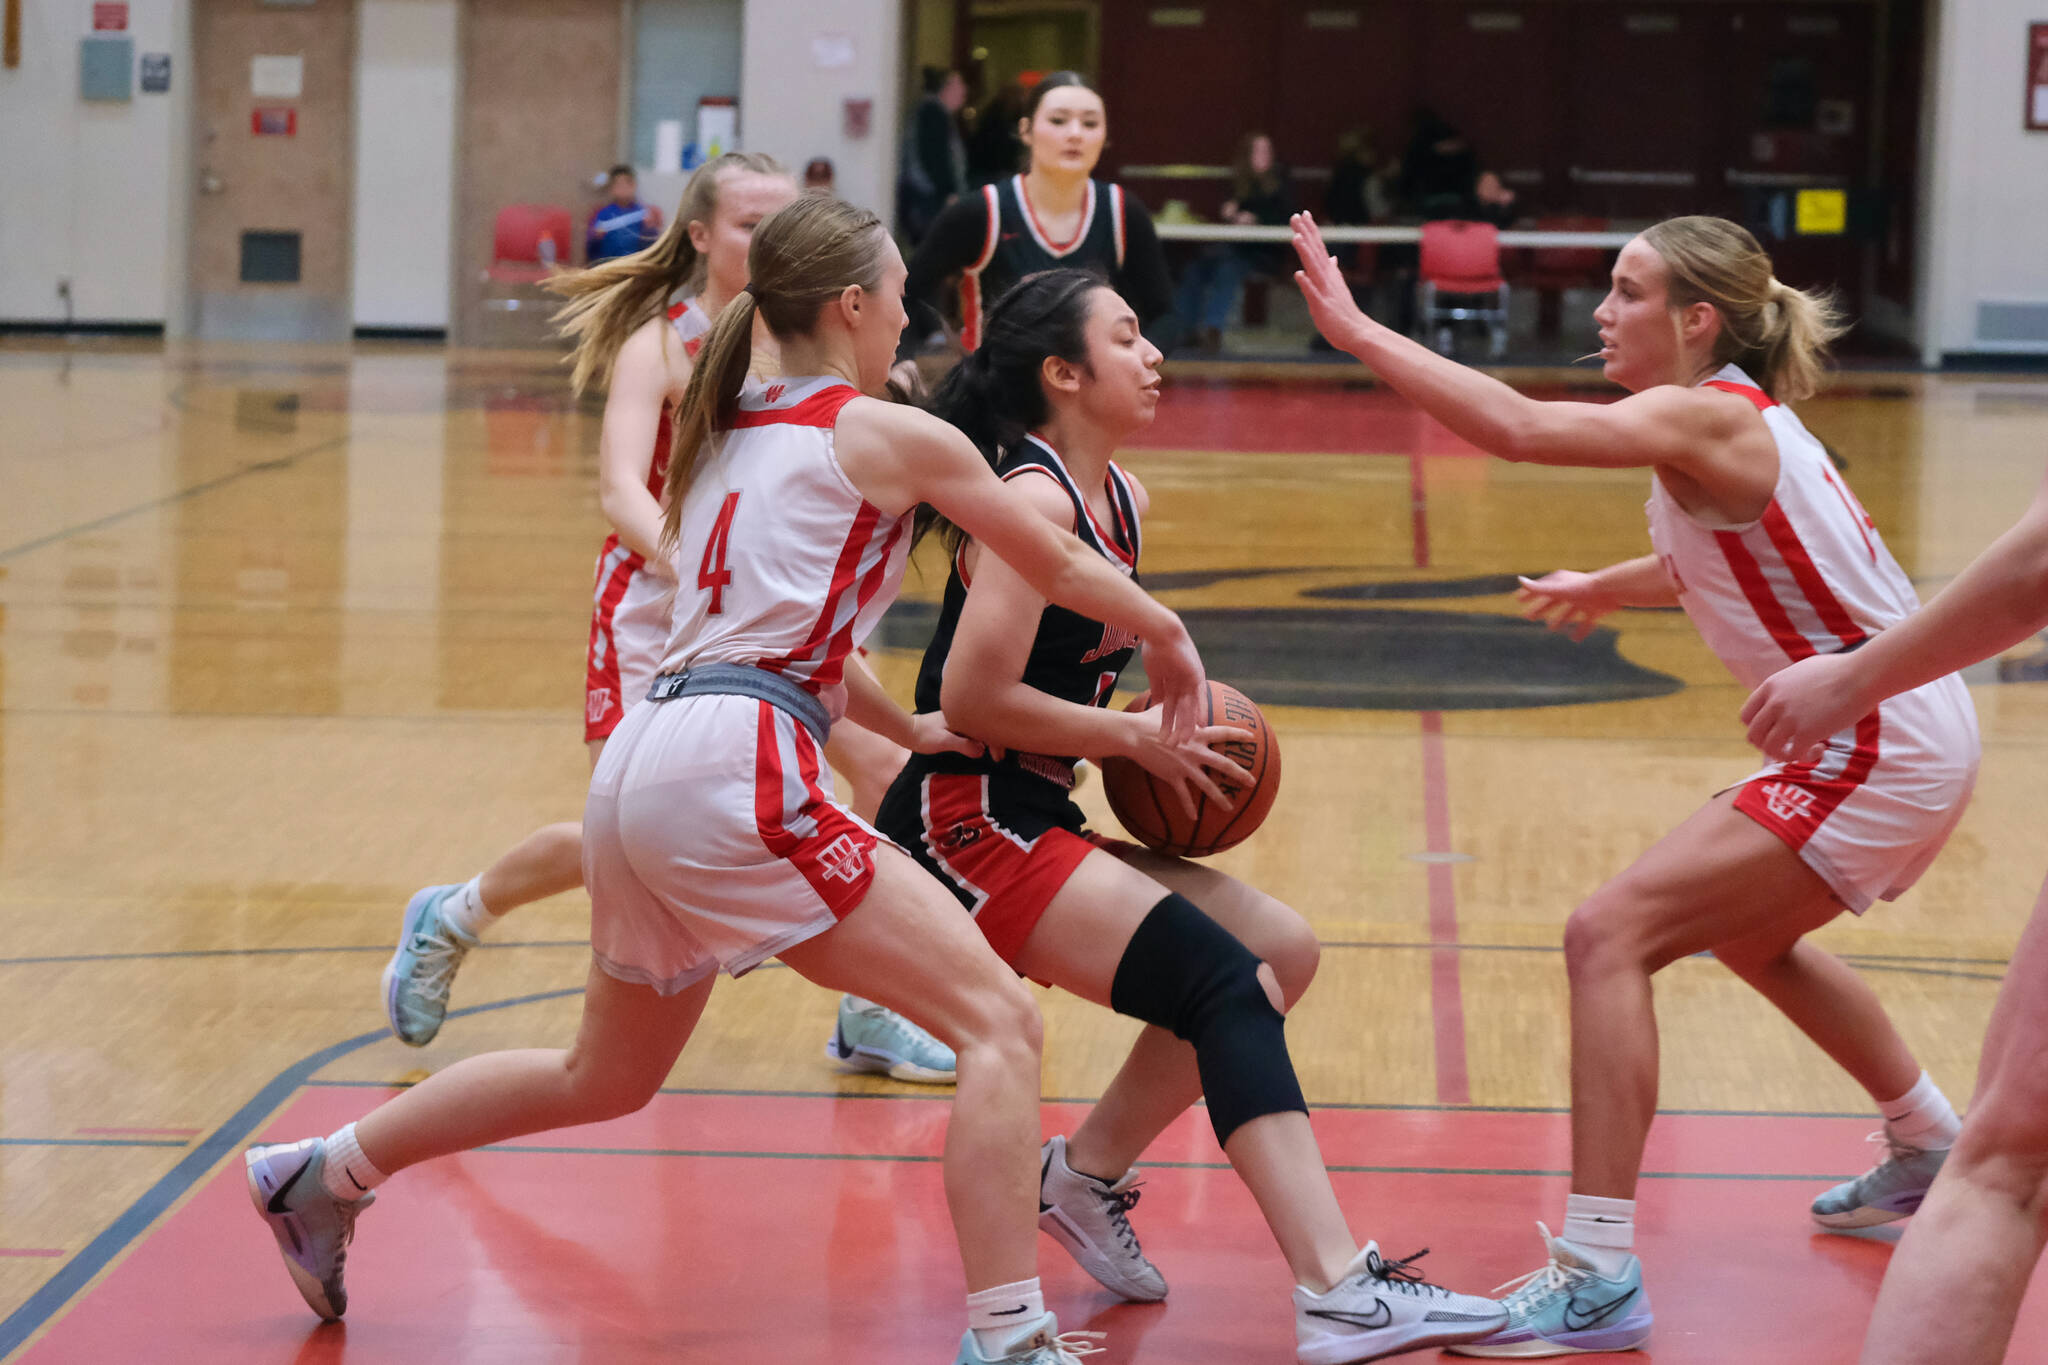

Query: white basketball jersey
[1645,364,1923,691]
[659,377,912,692]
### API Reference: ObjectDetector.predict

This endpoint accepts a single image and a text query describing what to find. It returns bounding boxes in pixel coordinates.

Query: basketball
[1100,682,1282,858]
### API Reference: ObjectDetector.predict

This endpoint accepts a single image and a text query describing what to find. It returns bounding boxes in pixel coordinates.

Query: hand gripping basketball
[1101,682,1283,857]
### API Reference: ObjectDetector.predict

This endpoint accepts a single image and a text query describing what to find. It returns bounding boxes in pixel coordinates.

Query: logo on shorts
[1760,781,1817,825]
[817,832,869,884]
[764,383,787,405]
[936,824,983,853]
[586,688,612,725]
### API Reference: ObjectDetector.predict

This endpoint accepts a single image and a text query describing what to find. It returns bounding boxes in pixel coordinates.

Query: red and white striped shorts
[1728,672,1979,913]
[583,693,882,992]
[585,545,674,744]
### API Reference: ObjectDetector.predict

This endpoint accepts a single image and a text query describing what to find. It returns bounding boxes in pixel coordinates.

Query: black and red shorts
[875,759,1107,966]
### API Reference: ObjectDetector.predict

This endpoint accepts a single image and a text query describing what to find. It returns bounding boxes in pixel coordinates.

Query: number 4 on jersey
[699,491,741,614]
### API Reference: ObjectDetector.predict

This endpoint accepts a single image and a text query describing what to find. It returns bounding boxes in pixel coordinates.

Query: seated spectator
[1326,128,1394,226]
[804,156,837,196]
[1473,169,1519,226]
[585,165,663,262]
[1176,132,1294,352]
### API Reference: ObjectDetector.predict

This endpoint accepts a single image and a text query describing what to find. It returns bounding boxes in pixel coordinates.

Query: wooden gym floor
[3,339,2047,1362]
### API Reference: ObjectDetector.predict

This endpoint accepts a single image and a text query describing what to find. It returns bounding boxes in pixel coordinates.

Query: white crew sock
[319,1122,388,1202]
[1879,1071,1961,1151]
[967,1278,1047,1357]
[438,876,495,943]
[1559,1193,1636,1278]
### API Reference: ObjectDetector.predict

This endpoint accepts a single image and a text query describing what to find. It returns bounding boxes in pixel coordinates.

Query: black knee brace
[1107,893,1308,1146]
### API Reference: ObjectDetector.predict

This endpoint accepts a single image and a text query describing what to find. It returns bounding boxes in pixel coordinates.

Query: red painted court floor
[20,1086,2048,1364]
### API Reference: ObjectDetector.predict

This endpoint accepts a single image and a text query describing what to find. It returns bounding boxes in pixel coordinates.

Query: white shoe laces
[403,928,467,1006]
[1489,1224,1585,1313]
[1045,1330,1106,1362]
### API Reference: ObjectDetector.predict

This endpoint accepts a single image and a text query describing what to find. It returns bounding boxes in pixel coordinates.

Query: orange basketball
[1099,681,1282,857]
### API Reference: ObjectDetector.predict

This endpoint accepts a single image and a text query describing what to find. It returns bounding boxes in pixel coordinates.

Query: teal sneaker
[381,884,477,1047]
[826,995,957,1084]
[246,1138,373,1320]
[1448,1224,1651,1357]
[951,1311,1103,1363]
[1812,1131,1947,1229]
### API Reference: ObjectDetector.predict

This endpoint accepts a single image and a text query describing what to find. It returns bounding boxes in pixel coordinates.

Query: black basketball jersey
[960,176,1129,351]
[910,434,1142,786]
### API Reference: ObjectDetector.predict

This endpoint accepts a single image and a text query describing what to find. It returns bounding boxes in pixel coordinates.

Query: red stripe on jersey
[753,705,876,918]
[724,386,859,430]
[814,514,907,689]
[1715,522,1815,661]
[1110,184,1127,267]
[1759,502,1866,648]
[1821,465,1879,564]
[584,541,642,740]
[1018,175,1088,253]
[961,271,983,352]
[971,184,1002,271]
[1703,379,1776,410]
[758,501,886,680]
[646,400,673,499]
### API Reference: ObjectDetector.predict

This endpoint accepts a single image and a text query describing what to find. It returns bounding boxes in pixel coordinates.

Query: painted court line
[75,1128,199,1139]
[0,986,583,1361]
[1418,709,1471,1104]
[0,1255,63,1262]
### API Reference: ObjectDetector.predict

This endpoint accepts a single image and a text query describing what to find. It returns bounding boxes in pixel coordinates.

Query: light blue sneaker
[1448,1224,1651,1357]
[382,884,477,1046]
[826,995,957,1084]
[1812,1131,1947,1229]
[246,1138,373,1320]
[951,1311,1103,1363]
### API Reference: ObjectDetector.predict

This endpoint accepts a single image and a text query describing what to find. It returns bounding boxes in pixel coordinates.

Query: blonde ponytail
[658,194,891,555]
[1641,215,1847,403]
[546,152,788,397]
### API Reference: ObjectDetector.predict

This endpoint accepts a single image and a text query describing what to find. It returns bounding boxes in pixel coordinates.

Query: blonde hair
[659,193,891,554]
[545,152,788,396]
[1640,215,1846,403]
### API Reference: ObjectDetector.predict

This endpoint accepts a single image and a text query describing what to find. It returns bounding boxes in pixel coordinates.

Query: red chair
[485,204,576,285]
[478,204,575,345]
[1521,214,1610,336]
[1418,220,1509,358]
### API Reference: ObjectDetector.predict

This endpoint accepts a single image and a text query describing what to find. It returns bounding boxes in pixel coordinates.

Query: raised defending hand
[1138,622,1208,744]
[1290,212,1372,354]
[1741,651,1865,765]
[1515,570,1623,642]
[1125,708,1249,820]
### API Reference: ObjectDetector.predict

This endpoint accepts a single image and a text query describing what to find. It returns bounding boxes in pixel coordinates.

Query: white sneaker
[1293,1242,1507,1365]
[1036,1135,1167,1301]
[950,1311,1105,1363]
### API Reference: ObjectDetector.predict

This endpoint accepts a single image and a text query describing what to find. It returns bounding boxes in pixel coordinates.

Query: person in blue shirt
[586,165,664,262]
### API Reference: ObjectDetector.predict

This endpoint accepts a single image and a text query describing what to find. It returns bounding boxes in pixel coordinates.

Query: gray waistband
[646,663,831,743]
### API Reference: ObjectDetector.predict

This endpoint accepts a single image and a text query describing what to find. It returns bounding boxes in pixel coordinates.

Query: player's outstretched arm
[596,317,690,573]
[838,655,982,758]
[1743,465,2048,761]
[834,399,1207,740]
[1287,212,1755,479]
[1517,555,1679,641]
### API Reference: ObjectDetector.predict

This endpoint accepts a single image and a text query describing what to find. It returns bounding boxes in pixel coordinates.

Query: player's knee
[1247,904,1320,1009]
[1953,1087,2048,1201]
[541,821,585,873]
[563,1050,664,1123]
[948,973,1042,1062]
[1109,893,1307,1145]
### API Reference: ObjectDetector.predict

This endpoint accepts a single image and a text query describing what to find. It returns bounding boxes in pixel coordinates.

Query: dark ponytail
[921,268,1108,552]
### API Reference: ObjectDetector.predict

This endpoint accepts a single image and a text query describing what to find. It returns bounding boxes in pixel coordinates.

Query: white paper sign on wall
[810,33,854,70]
[250,53,302,98]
